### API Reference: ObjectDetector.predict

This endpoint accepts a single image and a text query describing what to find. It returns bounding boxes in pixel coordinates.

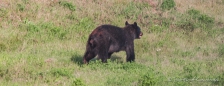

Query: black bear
[83,21,143,64]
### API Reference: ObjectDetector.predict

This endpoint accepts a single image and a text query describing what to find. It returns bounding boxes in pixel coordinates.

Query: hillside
[0,0,224,85]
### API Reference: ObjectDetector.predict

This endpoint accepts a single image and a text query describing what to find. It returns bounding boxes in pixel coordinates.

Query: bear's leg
[96,37,110,63]
[83,51,96,64]
[98,50,108,63]
[126,50,135,62]
[97,44,109,63]
[125,44,135,62]
[108,52,113,59]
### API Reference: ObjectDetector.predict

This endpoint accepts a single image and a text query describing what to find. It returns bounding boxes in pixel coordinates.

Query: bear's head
[125,21,143,39]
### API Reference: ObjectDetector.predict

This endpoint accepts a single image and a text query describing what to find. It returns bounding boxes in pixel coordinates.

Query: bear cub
[83,21,143,64]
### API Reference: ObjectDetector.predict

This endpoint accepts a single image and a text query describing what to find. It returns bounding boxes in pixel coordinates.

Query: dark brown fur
[83,21,143,64]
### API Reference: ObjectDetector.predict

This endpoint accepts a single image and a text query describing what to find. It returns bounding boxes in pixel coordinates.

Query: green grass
[0,0,224,85]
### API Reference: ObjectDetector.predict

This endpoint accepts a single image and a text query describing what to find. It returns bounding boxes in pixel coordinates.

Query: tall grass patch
[161,0,176,10]
[78,61,165,86]
[59,1,76,11]
[218,44,224,57]
[177,9,215,32]
[19,20,69,41]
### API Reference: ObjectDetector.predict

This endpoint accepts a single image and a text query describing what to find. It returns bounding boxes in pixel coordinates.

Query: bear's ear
[125,21,129,26]
[134,22,137,26]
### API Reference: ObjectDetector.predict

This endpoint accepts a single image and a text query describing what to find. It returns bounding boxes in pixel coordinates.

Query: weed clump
[0,43,7,52]
[0,8,8,18]
[59,1,76,11]
[218,44,224,57]
[187,9,200,17]
[183,63,199,79]
[161,0,175,10]
[51,68,72,78]
[215,73,224,85]
[188,9,214,28]
[20,20,68,40]
[71,78,86,86]
[177,9,215,32]
[138,71,158,86]
[17,4,25,11]
[119,2,150,20]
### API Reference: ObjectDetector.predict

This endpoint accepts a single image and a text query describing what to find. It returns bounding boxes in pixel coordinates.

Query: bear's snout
[139,32,143,38]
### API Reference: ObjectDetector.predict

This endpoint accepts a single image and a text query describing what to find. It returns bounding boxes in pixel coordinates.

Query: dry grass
[175,0,224,21]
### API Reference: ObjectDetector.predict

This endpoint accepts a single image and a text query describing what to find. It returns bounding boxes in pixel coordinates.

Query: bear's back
[100,25,124,33]
[93,25,126,40]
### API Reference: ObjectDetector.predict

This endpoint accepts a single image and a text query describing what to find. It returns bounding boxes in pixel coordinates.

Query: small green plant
[76,17,95,31]
[174,49,196,58]
[161,0,175,10]
[106,77,129,86]
[27,23,40,33]
[22,0,29,4]
[177,9,215,32]
[51,68,72,78]
[67,13,77,20]
[161,18,171,28]
[8,37,23,51]
[0,43,7,52]
[182,63,200,79]
[119,2,150,20]
[50,27,61,35]
[181,51,194,57]
[73,17,95,42]
[150,24,166,33]
[22,19,40,33]
[0,8,8,18]
[138,72,158,86]
[218,44,224,57]
[187,9,200,17]
[59,1,76,11]
[212,72,224,85]
[221,27,224,33]
[20,20,68,40]
[17,4,25,11]
[178,20,195,32]
[41,22,68,40]
[0,67,5,77]
[198,14,214,28]
[120,2,136,19]
[71,78,86,86]
[170,58,180,65]
[215,73,224,85]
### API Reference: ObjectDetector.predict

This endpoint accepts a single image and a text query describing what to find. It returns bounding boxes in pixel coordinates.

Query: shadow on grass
[70,53,83,65]
[110,55,124,63]
[70,53,124,65]
[92,55,124,63]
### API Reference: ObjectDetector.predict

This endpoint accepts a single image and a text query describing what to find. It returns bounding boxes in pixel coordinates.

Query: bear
[83,21,143,64]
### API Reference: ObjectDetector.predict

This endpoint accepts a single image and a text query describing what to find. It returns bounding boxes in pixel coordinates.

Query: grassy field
[0,0,224,85]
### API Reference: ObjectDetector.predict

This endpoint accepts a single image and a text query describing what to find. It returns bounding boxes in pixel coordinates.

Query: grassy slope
[0,0,224,86]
